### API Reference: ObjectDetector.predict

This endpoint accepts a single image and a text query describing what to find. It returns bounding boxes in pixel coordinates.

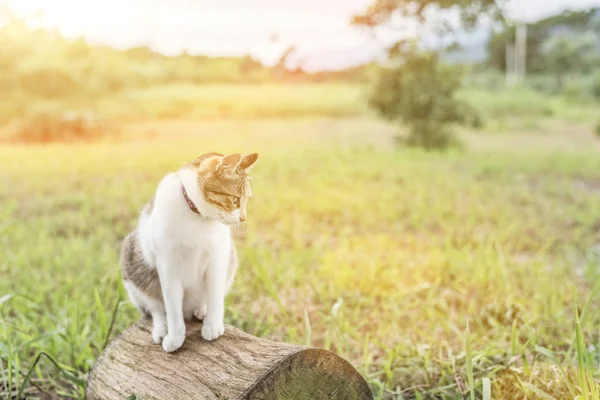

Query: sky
[7,0,600,71]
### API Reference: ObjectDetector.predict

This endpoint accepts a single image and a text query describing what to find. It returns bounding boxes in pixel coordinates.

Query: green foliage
[592,71,600,99]
[463,69,506,91]
[369,43,479,149]
[541,33,598,90]
[97,83,367,120]
[354,0,494,150]
[484,8,600,101]
[487,8,600,73]
[465,70,600,104]
[352,0,502,28]
[0,16,370,122]
[561,79,588,101]
[573,305,600,399]
[595,120,600,138]
[527,75,562,95]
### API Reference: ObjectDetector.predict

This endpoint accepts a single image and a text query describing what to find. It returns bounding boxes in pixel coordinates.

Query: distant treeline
[487,8,600,74]
[0,18,372,101]
[1,7,599,121]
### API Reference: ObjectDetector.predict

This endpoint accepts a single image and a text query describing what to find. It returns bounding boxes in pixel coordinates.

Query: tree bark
[86,319,373,400]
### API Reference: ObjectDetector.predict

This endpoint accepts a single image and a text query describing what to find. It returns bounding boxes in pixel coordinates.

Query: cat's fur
[121,152,257,352]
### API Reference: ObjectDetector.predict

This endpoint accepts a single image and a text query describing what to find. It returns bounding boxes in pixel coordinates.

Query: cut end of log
[87,320,373,399]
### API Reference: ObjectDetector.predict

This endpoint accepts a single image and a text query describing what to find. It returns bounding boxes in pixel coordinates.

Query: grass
[5,80,599,124]
[0,83,369,123]
[1,84,600,399]
[460,86,600,133]
[101,83,368,120]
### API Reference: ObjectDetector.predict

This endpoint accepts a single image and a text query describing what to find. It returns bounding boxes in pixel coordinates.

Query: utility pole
[506,22,527,86]
[505,43,515,85]
[515,22,527,83]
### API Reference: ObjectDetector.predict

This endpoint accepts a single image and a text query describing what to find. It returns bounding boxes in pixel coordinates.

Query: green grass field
[1,83,368,123]
[2,84,600,399]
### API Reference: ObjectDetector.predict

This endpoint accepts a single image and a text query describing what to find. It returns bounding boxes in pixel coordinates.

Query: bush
[595,120,600,138]
[463,70,505,91]
[561,80,587,101]
[11,111,116,143]
[591,71,600,100]
[527,75,560,95]
[369,42,480,150]
[393,120,463,149]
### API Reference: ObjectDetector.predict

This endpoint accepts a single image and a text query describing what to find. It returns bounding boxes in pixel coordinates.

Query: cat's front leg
[157,255,186,352]
[202,246,229,341]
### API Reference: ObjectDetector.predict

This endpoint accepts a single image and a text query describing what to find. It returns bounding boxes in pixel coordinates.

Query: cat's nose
[239,215,246,222]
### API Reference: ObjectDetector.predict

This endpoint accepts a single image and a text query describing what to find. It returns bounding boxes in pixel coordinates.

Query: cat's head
[191,152,258,225]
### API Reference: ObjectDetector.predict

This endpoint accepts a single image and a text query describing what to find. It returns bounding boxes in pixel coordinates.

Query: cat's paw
[193,304,208,321]
[162,332,185,352]
[201,320,224,341]
[152,323,167,344]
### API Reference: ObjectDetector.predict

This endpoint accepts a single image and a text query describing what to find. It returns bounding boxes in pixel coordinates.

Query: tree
[541,33,597,90]
[487,8,600,74]
[369,41,480,149]
[353,0,498,149]
[352,0,503,32]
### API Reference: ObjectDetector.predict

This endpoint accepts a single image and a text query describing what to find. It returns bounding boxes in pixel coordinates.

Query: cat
[120,152,258,352]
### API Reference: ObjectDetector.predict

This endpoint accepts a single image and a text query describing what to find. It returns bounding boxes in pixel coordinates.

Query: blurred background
[1,0,600,399]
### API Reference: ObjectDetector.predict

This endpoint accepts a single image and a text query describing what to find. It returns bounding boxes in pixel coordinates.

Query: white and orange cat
[120,152,258,352]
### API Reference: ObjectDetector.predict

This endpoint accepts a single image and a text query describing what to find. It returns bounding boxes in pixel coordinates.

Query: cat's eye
[233,196,241,206]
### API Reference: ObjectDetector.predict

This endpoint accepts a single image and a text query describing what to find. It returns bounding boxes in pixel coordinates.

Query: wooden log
[86,319,373,400]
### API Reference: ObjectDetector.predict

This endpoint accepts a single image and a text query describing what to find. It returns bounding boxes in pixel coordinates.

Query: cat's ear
[239,153,259,171]
[218,154,241,170]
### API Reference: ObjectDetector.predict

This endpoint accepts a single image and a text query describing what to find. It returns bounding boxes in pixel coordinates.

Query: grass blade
[511,319,518,356]
[17,352,86,399]
[303,309,311,347]
[94,289,107,338]
[7,332,13,397]
[465,320,475,400]
[102,297,122,351]
[575,306,589,400]
[567,282,600,360]
[534,345,576,398]
[482,377,491,400]
[521,382,558,400]
[0,294,14,307]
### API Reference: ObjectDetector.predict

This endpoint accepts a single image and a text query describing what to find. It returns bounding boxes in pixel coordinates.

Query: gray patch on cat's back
[121,230,163,301]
